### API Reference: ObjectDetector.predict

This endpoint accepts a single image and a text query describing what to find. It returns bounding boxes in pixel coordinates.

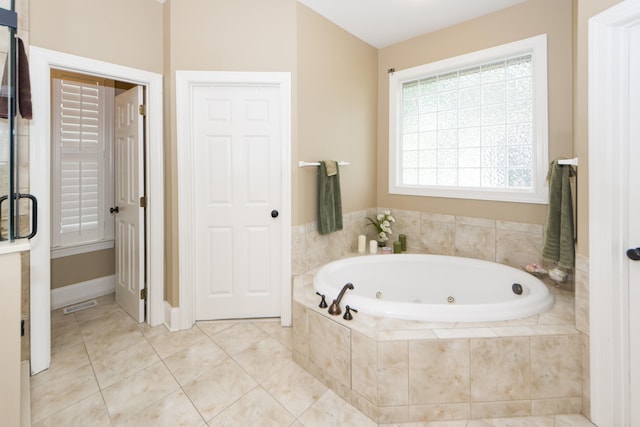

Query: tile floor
[31,293,597,426]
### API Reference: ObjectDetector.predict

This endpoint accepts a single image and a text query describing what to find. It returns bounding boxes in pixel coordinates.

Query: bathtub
[313,254,554,322]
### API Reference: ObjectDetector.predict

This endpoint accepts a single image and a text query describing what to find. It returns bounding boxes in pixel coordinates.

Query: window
[389,34,548,203]
[51,70,114,255]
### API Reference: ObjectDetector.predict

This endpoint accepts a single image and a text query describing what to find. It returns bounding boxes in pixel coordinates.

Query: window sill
[51,240,114,259]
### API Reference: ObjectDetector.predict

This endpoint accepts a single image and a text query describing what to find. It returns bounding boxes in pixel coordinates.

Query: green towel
[317,161,343,235]
[542,159,576,268]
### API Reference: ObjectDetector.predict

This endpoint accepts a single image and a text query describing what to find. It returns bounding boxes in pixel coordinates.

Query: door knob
[271,210,279,218]
[110,206,119,214]
[627,247,640,261]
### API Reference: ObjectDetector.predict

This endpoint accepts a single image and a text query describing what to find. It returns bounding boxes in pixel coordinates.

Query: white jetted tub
[313,254,554,322]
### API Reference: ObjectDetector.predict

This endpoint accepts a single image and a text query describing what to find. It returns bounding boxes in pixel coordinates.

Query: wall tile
[455,224,496,261]
[409,403,470,422]
[531,335,582,399]
[292,302,309,359]
[496,229,543,268]
[308,311,351,389]
[378,340,409,406]
[351,331,377,403]
[581,333,591,419]
[531,397,582,415]
[470,337,531,401]
[471,400,531,418]
[574,257,589,335]
[420,217,455,255]
[409,340,470,405]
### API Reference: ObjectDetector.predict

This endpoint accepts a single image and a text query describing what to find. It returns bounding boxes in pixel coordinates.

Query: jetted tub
[313,254,554,322]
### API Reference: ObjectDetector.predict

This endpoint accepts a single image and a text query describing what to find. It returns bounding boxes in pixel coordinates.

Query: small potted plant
[367,210,395,246]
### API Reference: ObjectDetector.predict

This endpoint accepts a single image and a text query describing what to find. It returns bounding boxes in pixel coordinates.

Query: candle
[357,235,366,253]
[399,234,406,251]
[393,240,402,253]
[369,239,377,254]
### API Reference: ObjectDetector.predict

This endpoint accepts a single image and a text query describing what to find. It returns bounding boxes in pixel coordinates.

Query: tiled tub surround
[292,272,582,424]
[292,209,574,291]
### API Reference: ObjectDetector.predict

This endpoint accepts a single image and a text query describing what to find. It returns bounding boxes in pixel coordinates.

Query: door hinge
[140,196,146,208]
[140,288,147,300]
[139,104,146,116]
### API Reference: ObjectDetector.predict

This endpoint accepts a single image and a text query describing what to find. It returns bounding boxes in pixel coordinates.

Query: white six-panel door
[114,86,145,322]
[193,84,282,320]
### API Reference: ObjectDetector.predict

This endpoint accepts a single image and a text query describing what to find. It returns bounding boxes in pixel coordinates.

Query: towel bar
[558,157,578,166]
[298,161,350,167]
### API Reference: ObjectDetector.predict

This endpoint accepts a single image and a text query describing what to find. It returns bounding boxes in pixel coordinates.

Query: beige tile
[409,340,470,405]
[454,223,496,261]
[50,307,78,330]
[420,217,455,255]
[253,319,285,335]
[409,403,470,422]
[377,405,409,424]
[47,341,91,375]
[90,339,161,389]
[196,321,235,338]
[209,386,295,426]
[147,325,207,359]
[73,294,120,323]
[531,335,582,399]
[469,416,555,426]
[574,266,589,334]
[120,389,205,427]
[496,221,543,234]
[183,358,257,421]
[163,339,228,386]
[378,340,409,406]
[496,229,543,268]
[298,390,377,427]
[470,400,531,418]
[233,336,292,383]
[138,322,169,338]
[470,337,531,401]
[80,309,145,356]
[32,392,110,427]
[101,361,179,424]
[262,361,327,417]
[208,322,268,355]
[30,363,100,423]
[531,397,582,415]
[308,311,351,389]
[270,326,293,350]
[581,333,591,418]
[554,414,597,427]
[50,321,83,351]
[434,328,498,339]
[351,331,378,404]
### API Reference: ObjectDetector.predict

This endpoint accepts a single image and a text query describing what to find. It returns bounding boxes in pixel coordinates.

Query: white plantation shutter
[52,71,114,249]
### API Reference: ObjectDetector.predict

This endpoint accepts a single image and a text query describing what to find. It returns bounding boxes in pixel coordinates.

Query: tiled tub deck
[292,269,582,424]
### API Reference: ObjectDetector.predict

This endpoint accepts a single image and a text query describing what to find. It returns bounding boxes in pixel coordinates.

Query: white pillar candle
[357,235,366,254]
[369,239,377,254]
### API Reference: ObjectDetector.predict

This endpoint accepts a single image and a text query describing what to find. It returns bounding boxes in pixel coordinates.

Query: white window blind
[51,71,114,250]
[389,34,548,204]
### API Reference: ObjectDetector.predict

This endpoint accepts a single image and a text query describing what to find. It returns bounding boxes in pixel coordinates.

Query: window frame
[388,34,549,204]
[50,71,115,255]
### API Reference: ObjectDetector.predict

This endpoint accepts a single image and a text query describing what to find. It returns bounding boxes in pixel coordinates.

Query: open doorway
[29,47,164,374]
[49,70,147,323]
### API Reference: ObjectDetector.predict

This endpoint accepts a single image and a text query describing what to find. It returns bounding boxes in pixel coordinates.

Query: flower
[367,210,396,242]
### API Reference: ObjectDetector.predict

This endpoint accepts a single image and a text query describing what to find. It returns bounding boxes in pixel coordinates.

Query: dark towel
[317,161,343,235]
[0,38,32,119]
[542,159,576,268]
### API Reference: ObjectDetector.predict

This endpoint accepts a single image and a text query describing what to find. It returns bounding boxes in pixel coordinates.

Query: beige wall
[296,4,378,224]
[30,0,163,73]
[50,249,115,289]
[164,0,298,305]
[377,0,573,226]
[573,0,623,256]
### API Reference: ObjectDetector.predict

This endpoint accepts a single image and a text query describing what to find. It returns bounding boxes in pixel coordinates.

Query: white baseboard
[51,275,116,310]
[164,301,180,332]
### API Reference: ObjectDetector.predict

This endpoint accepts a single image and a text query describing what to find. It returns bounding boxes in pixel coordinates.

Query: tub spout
[328,282,354,315]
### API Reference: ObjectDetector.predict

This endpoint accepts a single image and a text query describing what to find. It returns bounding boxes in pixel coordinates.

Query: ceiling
[298,0,526,48]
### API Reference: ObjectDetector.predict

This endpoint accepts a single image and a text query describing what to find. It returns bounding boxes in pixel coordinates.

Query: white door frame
[29,47,164,374]
[176,71,292,330]
[589,1,640,425]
